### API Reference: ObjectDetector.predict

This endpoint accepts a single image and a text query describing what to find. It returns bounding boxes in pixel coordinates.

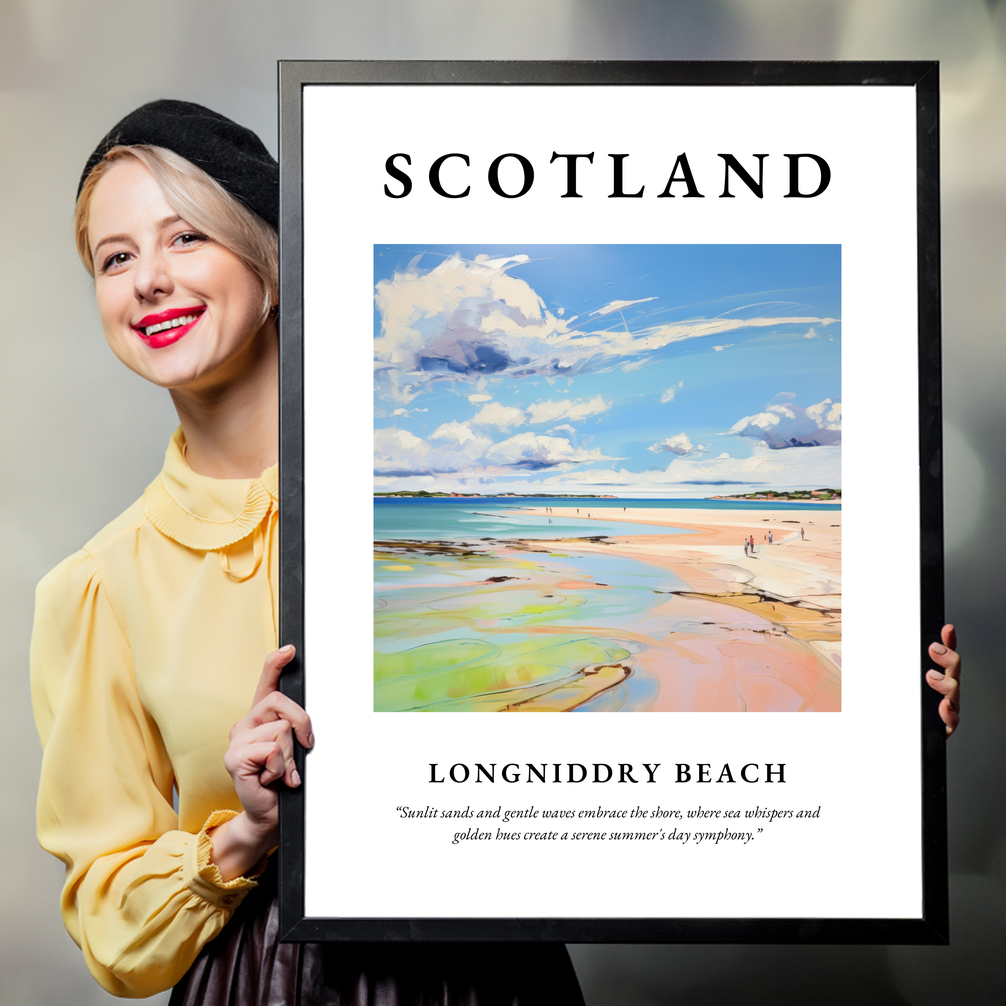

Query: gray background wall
[1,2,1003,1003]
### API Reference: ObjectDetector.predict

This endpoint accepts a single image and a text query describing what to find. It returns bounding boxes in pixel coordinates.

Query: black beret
[78,99,278,228]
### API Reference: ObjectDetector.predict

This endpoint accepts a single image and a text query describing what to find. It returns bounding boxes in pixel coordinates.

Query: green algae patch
[374,635,630,711]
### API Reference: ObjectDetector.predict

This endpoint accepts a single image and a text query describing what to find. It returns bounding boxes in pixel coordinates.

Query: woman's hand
[926,624,961,738]
[209,645,314,881]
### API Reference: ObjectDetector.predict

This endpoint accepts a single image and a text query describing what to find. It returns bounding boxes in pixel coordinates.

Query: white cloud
[377,406,429,418]
[667,445,839,487]
[806,399,842,426]
[546,424,577,436]
[526,394,610,425]
[647,433,696,455]
[729,396,842,449]
[659,378,684,400]
[375,421,500,476]
[467,393,492,403]
[713,344,734,352]
[374,253,840,402]
[804,328,820,339]
[376,419,619,476]
[470,402,527,431]
[486,433,618,469]
[630,317,835,351]
[537,444,841,495]
[429,420,491,451]
[621,358,650,373]
[591,297,657,316]
[374,442,840,496]
[465,394,610,429]
[374,426,431,474]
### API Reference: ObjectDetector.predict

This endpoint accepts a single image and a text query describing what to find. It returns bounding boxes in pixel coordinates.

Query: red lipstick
[132,306,205,349]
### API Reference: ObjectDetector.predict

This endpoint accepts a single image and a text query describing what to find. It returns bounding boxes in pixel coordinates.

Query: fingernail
[280,644,295,654]
[292,768,301,787]
[928,670,944,679]
[931,643,947,654]
[307,732,315,748]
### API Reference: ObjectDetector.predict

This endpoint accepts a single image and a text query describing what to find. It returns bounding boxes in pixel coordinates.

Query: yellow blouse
[31,429,279,998]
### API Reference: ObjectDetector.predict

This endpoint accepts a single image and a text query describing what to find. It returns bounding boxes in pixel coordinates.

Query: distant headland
[706,488,841,501]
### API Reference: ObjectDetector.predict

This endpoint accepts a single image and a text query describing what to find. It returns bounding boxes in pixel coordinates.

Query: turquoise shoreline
[374,498,838,544]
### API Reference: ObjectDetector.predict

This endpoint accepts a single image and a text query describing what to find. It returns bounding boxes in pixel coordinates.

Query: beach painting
[374,245,841,713]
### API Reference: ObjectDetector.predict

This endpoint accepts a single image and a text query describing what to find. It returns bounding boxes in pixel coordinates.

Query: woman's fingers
[255,691,313,749]
[941,623,958,653]
[259,742,289,787]
[252,644,296,707]
[930,629,960,668]
[224,738,287,788]
[925,668,959,705]
[927,623,961,737]
[232,689,314,750]
[231,719,301,788]
[223,645,311,812]
[928,635,961,685]
[241,644,314,749]
[925,681,960,736]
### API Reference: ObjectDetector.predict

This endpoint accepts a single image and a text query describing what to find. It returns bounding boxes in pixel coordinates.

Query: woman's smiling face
[88,158,269,392]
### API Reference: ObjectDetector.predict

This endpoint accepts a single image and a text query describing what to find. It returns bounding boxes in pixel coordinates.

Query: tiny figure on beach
[769,530,773,545]
[749,534,755,554]
[743,539,749,556]
[800,526,805,540]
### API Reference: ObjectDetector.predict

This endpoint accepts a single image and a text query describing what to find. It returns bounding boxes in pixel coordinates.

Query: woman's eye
[173,231,208,248]
[101,251,132,273]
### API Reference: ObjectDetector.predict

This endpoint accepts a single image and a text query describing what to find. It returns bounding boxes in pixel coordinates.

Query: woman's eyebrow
[92,216,185,257]
[92,232,133,256]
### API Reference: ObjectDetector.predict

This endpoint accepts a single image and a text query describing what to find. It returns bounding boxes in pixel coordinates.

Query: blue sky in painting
[373,245,841,497]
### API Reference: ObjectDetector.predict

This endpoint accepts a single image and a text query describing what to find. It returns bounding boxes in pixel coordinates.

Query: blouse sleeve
[31,549,262,998]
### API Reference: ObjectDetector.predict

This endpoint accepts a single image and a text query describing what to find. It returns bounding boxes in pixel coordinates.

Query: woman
[31,100,586,1003]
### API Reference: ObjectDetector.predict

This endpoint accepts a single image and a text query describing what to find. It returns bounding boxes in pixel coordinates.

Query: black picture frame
[277,60,945,944]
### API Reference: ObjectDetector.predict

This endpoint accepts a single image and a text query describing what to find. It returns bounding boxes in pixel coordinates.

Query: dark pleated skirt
[169,869,584,1006]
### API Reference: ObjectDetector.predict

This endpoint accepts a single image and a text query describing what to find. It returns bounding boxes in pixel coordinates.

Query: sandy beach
[510,506,842,712]
[520,506,840,605]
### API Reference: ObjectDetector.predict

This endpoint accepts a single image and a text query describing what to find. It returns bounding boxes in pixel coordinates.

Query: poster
[278,62,945,942]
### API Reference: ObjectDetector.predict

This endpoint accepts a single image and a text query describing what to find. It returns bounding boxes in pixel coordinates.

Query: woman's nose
[133,249,173,302]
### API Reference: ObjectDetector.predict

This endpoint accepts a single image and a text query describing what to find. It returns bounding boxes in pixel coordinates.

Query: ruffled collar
[143,428,278,551]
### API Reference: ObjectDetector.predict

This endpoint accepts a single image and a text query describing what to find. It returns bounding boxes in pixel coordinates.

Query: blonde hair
[75,145,278,323]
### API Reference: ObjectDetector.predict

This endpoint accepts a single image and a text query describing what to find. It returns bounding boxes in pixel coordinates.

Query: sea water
[374,496,838,542]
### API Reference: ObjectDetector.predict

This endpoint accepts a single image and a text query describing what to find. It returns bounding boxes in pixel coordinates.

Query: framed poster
[277,61,946,943]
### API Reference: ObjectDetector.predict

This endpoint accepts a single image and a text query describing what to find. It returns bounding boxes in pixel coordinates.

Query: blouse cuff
[183,810,269,909]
